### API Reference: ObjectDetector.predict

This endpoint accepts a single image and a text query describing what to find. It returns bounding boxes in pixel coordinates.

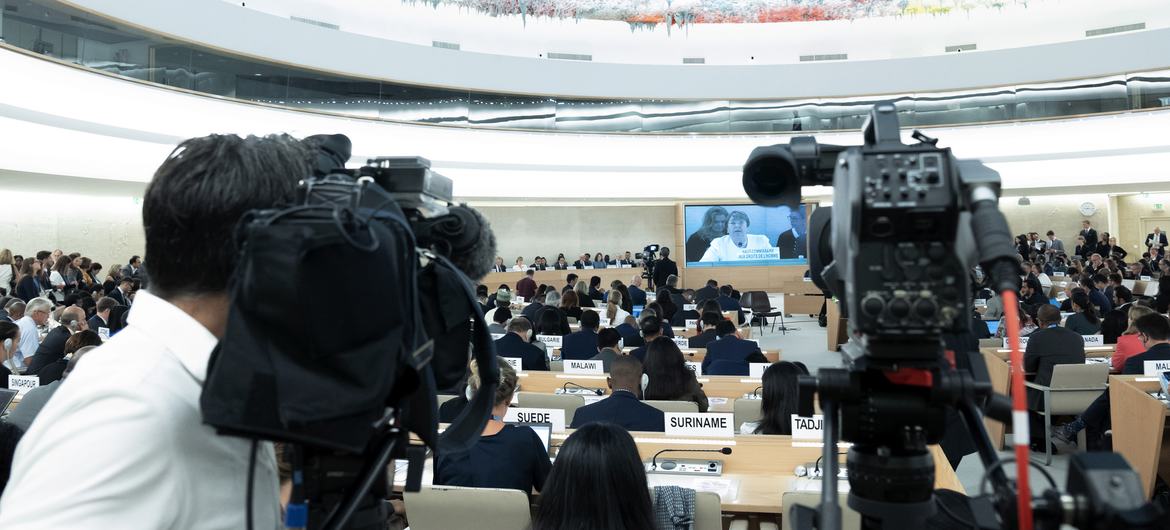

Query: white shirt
[0,291,281,529]
[0,264,12,291]
[699,234,774,262]
[12,315,39,371]
[48,270,65,288]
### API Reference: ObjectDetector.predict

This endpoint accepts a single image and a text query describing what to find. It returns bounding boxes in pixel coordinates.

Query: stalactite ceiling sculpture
[405,0,1038,30]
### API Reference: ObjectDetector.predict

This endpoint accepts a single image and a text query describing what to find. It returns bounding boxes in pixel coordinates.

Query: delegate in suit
[570,355,665,432]
[1023,305,1086,410]
[493,319,549,371]
[701,321,766,375]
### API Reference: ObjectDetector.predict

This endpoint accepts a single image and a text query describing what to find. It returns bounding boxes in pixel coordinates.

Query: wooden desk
[826,300,848,352]
[517,372,764,412]
[481,268,637,291]
[1109,375,1170,498]
[397,430,962,515]
[979,345,1115,362]
[982,352,1012,450]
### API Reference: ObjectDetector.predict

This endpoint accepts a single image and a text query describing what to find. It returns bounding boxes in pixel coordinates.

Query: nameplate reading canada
[564,359,605,374]
[504,407,566,432]
[665,413,734,438]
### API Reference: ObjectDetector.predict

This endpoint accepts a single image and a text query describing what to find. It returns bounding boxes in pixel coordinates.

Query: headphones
[465,384,475,401]
[640,373,649,394]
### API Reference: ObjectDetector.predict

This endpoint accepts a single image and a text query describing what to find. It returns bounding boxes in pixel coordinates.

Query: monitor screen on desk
[632,305,644,318]
[683,203,810,267]
[512,422,552,452]
[986,321,1000,336]
[0,389,17,412]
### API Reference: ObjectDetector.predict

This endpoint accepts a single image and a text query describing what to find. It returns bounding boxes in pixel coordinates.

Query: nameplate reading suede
[537,335,563,348]
[564,359,605,374]
[1144,360,1170,377]
[8,375,39,396]
[672,337,690,348]
[749,363,772,379]
[504,408,566,432]
[502,357,522,371]
[1083,335,1104,346]
[685,362,703,376]
[665,413,734,438]
[791,415,826,440]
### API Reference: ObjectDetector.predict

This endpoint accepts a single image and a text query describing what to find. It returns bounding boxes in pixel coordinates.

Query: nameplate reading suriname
[665,413,734,438]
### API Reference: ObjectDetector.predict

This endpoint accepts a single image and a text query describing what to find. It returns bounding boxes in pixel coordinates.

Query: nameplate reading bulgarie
[537,334,563,348]
[8,375,39,396]
[685,361,703,376]
[749,363,772,379]
[665,413,734,438]
[1144,360,1170,377]
[672,337,690,348]
[501,357,523,371]
[791,415,825,441]
[1083,335,1105,346]
[504,407,566,432]
[564,359,605,374]
[98,326,110,340]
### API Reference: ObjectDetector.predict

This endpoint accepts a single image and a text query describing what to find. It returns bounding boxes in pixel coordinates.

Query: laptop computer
[0,388,19,412]
[511,422,553,452]
[632,305,644,318]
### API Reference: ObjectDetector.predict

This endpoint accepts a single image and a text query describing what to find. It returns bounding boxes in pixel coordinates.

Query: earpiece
[641,373,649,394]
[465,385,474,401]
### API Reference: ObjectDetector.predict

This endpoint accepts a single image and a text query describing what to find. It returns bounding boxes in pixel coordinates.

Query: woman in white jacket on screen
[699,211,773,262]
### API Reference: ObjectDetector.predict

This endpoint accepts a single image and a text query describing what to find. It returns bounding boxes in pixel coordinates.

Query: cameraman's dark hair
[1091,274,1107,285]
[1108,273,1122,284]
[589,276,601,288]
[706,279,717,287]
[476,284,488,297]
[566,273,578,284]
[143,134,309,298]
[580,310,600,331]
[755,361,804,435]
[128,255,140,265]
[598,328,621,349]
[1135,313,1170,341]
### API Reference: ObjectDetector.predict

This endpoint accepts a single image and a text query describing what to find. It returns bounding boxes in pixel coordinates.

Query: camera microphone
[562,382,604,396]
[413,205,497,281]
[650,447,732,470]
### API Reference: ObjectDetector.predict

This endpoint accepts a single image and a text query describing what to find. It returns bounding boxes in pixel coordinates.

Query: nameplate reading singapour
[665,413,734,438]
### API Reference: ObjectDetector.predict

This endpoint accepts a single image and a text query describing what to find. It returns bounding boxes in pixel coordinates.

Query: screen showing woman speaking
[683,204,810,267]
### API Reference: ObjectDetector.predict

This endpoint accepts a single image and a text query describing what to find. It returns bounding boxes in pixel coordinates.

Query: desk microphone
[650,447,732,470]
[562,382,604,395]
[752,386,763,397]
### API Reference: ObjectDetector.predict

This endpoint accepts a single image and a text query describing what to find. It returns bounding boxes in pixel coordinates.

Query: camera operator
[0,134,309,528]
[650,247,677,291]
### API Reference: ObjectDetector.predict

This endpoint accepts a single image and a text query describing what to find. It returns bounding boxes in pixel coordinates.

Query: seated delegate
[740,362,805,434]
[494,317,549,371]
[561,310,600,361]
[643,337,709,412]
[570,355,665,432]
[435,358,551,493]
[702,320,767,375]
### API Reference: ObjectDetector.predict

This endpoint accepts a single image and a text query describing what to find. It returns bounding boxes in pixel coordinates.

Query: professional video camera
[200,134,500,530]
[639,243,660,284]
[742,102,1168,530]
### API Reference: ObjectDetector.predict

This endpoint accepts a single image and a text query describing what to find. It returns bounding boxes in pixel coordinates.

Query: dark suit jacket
[627,285,647,306]
[1024,326,1086,409]
[15,276,41,302]
[702,336,762,373]
[494,333,549,371]
[1122,343,1170,375]
[688,329,718,349]
[630,345,649,363]
[569,390,665,432]
[652,258,678,291]
[707,359,750,376]
[492,264,508,272]
[572,260,592,269]
[776,230,808,259]
[87,314,109,334]
[670,309,700,328]
[561,329,599,360]
[521,302,544,322]
[1080,228,1098,251]
[37,360,67,385]
[614,323,644,348]
[108,288,128,306]
[716,295,745,324]
[554,263,568,270]
[588,287,604,302]
[693,286,718,305]
[27,327,71,375]
[1146,232,1168,250]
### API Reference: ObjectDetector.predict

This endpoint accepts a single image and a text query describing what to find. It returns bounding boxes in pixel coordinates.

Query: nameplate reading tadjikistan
[537,334,563,348]
[665,413,734,438]
[8,375,39,396]
[1144,360,1170,377]
[564,359,605,374]
[504,407,566,432]
[685,362,703,376]
[749,363,772,379]
[791,415,826,441]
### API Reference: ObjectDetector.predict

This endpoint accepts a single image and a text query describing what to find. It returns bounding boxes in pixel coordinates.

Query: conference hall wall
[997,194,1112,250]
[1115,193,1170,255]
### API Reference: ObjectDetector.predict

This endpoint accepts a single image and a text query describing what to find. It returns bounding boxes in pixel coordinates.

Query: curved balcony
[1,0,1168,134]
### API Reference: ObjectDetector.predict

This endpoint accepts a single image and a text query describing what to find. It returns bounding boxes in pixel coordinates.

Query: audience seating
[515,392,586,424]
[1024,363,1110,464]
[692,490,724,530]
[404,485,532,530]
[644,400,700,414]
[742,291,787,335]
[733,399,763,433]
[777,492,860,530]
[436,394,458,409]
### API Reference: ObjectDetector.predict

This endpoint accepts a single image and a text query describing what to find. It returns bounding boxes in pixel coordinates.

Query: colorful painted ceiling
[408,0,1034,27]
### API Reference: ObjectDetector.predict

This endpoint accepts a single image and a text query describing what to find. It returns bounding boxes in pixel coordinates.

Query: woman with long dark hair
[1064,291,1101,335]
[560,290,583,321]
[532,423,654,530]
[654,289,677,322]
[743,362,806,435]
[643,302,674,337]
[642,337,708,412]
[685,206,729,263]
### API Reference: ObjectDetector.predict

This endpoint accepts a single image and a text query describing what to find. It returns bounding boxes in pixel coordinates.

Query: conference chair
[694,491,724,530]
[744,291,789,335]
[436,394,459,409]
[1024,363,1109,465]
[733,398,763,433]
[404,485,532,530]
[776,491,860,530]
[644,400,700,414]
[515,392,586,424]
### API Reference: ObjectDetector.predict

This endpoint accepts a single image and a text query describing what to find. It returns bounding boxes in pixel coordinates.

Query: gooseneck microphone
[650,447,732,470]
[562,382,604,396]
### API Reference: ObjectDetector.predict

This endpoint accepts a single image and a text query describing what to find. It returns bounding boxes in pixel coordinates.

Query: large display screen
[683,204,810,267]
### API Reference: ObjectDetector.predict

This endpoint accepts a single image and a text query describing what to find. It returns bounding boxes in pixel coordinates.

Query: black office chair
[744,291,790,335]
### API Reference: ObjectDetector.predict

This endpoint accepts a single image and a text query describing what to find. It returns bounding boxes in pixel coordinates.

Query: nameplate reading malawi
[564,359,605,374]
[1144,360,1170,377]
[665,413,734,438]
[504,407,566,432]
